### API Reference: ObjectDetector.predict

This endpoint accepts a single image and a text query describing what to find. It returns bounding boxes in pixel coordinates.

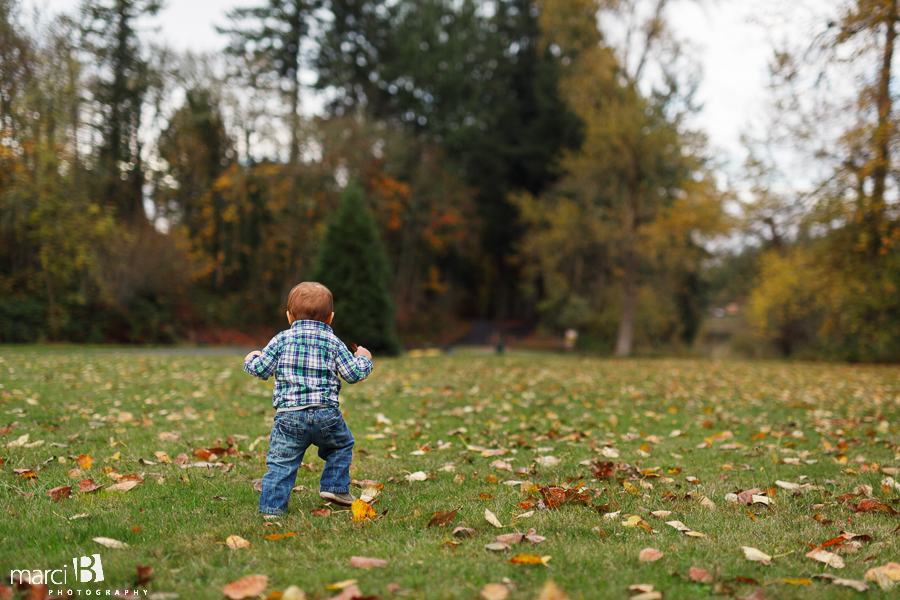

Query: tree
[309,181,401,355]
[514,0,725,355]
[80,0,162,220]
[741,0,900,361]
[315,0,582,317]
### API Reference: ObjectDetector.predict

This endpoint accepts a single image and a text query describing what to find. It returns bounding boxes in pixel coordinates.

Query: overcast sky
[20,0,825,179]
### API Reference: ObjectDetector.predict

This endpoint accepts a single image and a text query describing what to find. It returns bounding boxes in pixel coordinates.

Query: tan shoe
[319,491,356,506]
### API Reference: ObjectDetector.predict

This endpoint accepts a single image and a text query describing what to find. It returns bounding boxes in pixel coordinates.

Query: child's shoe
[319,491,356,506]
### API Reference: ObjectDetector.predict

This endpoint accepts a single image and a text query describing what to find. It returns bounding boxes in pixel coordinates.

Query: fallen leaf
[105,480,140,493]
[864,562,900,588]
[93,537,128,549]
[427,507,460,528]
[534,456,560,467]
[496,533,525,544]
[264,533,297,540]
[780,578,812,585]
[536,581,568,600]
[310,508,330,517]
[281,586,306,600]
[77,454,92,469]
[46,486,72,501]
[78,479,103,493]
[484,509,503,528]
[806,548,845,569]
[639,548,664,562]
[351,499,377,523]
[508,554,547,565]
[406,471,428,482]
[222,575,268,600]
[349,556,387,569]
[452,526,476,538]
[485,542,512,551]
[324,579,358,590]
[630,593,662,600]
[480,583,509,600]
[689,567,713,584]
[741,546,772,565]
[627,584,655,593]
[853,498,900,516]
[327,585,364,600]
[225,536,250,549]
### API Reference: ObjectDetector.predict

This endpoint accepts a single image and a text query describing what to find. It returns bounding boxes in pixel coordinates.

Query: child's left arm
[243,334,282,380]
[335,342,373,384]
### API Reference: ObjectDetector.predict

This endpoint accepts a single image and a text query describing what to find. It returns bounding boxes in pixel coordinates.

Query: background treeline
[1,0,898,362]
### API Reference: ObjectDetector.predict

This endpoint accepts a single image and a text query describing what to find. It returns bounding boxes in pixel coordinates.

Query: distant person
[564,328,578,351]
[243,282,373,515]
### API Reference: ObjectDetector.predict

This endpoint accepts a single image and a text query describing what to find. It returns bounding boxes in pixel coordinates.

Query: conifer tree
[309,181,401,356]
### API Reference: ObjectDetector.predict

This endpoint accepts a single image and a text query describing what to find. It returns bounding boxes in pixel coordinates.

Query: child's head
[286,282,333,325]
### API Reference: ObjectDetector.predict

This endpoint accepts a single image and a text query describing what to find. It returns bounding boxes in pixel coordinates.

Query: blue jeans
[259,406,355,515]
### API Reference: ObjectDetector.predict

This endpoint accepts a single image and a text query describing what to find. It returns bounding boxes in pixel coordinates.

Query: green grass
[1,346,900,599]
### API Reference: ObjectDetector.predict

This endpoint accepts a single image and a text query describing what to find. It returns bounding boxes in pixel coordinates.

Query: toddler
[244,282,373,514]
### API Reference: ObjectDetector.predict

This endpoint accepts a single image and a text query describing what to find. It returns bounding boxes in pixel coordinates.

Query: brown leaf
[310,508,331,517]
[105,480,140,493]
[46,486,72,501]
[689,567,713,584]
[496,533,525,544]
[77,454,92,469]
[427,507,460,528]
[806,548,845,569]
[452,526,476,538]
[78,479,103,493]
[852,498,900,516]
[133,565,153,587]
[638,548,664,562]
[536,581,568,600]
[222,575,268,600]
[327,585,365,600]
[226,536,251,549]
[479,583,508,600]
[349,556,387,569]
[484,542,511,551]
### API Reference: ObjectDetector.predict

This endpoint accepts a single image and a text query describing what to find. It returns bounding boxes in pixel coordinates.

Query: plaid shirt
[244,320,373,411]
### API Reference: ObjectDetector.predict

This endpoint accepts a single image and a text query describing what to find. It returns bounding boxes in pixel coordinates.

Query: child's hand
[354,346,372,360]
[245,350,261,362]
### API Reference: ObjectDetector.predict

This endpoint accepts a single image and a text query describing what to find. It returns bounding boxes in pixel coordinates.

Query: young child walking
[243,282,373,514]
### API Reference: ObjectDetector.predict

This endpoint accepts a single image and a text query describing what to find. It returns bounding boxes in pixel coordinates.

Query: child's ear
[286,311,294,325]
[326,312,334,325]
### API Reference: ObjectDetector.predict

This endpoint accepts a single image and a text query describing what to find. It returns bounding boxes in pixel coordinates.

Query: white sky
[20,0,818,178]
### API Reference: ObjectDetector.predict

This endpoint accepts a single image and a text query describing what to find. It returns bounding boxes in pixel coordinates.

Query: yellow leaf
[351,499,377,523]
[325,579,358,590]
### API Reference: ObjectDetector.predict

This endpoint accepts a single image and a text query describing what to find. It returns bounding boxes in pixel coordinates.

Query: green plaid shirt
[243,320,373,410]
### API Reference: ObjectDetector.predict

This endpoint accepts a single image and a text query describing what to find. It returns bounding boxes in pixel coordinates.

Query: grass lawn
[1,346,900,600]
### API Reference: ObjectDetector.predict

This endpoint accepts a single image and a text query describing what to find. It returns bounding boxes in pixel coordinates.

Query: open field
[1,346,900,599]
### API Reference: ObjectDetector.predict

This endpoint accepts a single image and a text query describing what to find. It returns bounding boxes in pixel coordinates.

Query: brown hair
[286,282,333,323]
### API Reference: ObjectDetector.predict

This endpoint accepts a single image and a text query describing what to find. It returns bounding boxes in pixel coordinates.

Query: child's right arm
[243,335,282,380]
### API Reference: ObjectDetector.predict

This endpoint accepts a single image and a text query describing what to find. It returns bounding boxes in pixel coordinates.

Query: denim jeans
[259,406,355,515]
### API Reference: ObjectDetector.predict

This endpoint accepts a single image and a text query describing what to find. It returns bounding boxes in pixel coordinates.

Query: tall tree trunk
[616,185,638,357]
[871,0,897,250]
[615,246,637,357]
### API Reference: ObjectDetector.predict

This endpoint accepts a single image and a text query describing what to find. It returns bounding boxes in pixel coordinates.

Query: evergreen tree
[309,181,401,356]
[80,0,162,220]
